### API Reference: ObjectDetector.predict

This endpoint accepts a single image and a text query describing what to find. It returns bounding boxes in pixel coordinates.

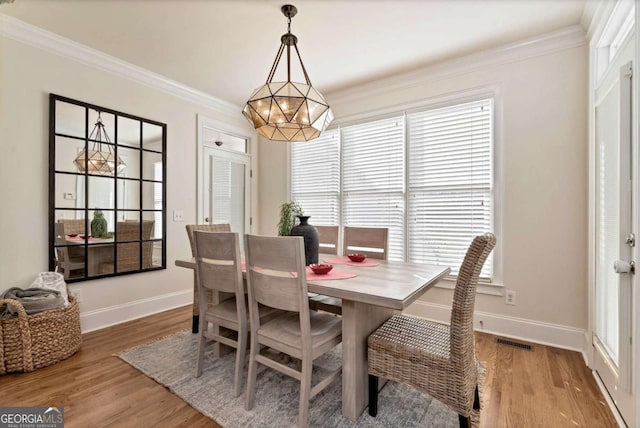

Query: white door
[202,146,251,239]
[593,36,635,425]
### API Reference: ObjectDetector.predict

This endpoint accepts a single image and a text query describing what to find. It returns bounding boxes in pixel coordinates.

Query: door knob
[614,260,635,274]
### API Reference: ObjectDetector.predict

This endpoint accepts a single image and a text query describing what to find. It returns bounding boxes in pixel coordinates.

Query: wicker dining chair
[309,226,389,316]
[57,218,86,235]
[367,233,496,428]
[98,221,154,274]
[244,234,342,428]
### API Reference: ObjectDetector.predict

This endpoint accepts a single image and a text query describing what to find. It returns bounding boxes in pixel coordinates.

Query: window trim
[288,85,504,290]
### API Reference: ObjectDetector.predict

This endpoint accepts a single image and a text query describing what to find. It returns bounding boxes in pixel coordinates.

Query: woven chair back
[115,220,154,271]
[57,219,86,235]
[450,233,496,366]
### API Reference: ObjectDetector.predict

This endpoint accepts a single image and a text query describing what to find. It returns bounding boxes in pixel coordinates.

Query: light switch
[173,210,184,222]
[63,192,76,200]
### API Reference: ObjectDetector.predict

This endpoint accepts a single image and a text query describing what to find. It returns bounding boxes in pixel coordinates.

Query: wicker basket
[0,295,82,375]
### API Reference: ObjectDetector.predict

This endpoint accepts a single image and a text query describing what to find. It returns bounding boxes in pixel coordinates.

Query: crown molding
[583,0,616,42]
[0,14,242,117]
[580,0,599,36]
[325,25,587,106]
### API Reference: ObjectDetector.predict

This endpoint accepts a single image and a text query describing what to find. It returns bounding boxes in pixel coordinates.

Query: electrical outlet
[505,290,516,305]
[69,287,82,303]
[173,210,184,222]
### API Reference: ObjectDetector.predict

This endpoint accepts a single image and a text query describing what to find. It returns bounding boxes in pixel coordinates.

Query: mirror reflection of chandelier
[73,112,126,176]
[242,4,333,142]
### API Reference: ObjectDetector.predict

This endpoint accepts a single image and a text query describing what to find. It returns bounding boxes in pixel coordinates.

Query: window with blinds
[407,99,493,277]
[342,117,405,260]
[291,129,340,225]
[289,96,494,279]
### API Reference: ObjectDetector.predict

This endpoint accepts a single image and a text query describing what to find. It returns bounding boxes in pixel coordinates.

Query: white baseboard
[582,330,593,368]
[404,300,585,352]
[79,290,192,333]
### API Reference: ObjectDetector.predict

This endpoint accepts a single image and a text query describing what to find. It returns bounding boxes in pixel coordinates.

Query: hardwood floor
[0,305,617,427]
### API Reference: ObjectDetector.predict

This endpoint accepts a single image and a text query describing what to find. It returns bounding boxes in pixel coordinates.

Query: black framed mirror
[49,94,167,282]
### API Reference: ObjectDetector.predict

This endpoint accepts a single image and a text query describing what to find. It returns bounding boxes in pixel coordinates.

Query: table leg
[192,315,199,333]
[192,274,200,333]
[341,300,395,421]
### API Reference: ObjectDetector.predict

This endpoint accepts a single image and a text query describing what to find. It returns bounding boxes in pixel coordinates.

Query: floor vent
[496,338,533,351]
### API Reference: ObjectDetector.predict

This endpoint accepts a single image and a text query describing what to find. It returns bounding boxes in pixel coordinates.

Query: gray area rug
[119,330,466,427]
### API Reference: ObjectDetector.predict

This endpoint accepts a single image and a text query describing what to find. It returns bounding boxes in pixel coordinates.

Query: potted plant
[277,201,304,236]
[91,210,108,238]
[277,201,319,265]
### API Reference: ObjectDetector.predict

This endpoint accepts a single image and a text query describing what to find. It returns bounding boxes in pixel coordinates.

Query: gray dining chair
[193,231,281,397]
[343,226,388,260]
[310,226,389,315]
[54,222,84,279]
[315,225,339,255]
[244,234,342,427]
[186,223,232,331]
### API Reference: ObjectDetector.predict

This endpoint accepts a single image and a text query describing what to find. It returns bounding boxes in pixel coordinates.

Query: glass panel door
[210,156,247,238]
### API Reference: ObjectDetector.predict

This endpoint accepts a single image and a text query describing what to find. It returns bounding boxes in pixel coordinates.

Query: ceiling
[2,0,588,107]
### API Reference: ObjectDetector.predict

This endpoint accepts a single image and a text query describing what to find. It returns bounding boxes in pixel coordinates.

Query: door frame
[196,115,256,231]
[587,1,638,426]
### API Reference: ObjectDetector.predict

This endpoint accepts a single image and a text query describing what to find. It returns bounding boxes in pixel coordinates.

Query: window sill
[434,276,504,296]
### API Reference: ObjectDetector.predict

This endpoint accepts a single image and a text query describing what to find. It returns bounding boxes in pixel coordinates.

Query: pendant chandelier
[73,112,126,176]
[242,4,333,142]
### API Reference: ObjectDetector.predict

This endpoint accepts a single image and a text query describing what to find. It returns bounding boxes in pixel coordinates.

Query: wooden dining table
[65,235,114,275]
[175,255,450,421]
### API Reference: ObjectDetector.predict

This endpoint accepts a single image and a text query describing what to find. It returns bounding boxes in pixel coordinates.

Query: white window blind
[212,158,245,233]
[407,99,493,277]
[342,117,405,260]
[291,129,340,225]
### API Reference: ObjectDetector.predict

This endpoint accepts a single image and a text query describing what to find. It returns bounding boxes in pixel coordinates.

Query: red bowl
[347,253,367,262]
[67,233,78,238]
[310,264,333,275]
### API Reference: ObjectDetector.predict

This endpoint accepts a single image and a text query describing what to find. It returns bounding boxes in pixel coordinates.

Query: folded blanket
[0,287,66,318]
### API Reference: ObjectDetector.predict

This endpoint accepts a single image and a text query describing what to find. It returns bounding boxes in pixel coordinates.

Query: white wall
[0,33,254,331]
[258,32,589,345]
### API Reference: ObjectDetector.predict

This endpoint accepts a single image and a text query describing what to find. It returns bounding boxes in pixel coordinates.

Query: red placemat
[291,268,358,280]
[323,256,380,267]
[65,235,102,242]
